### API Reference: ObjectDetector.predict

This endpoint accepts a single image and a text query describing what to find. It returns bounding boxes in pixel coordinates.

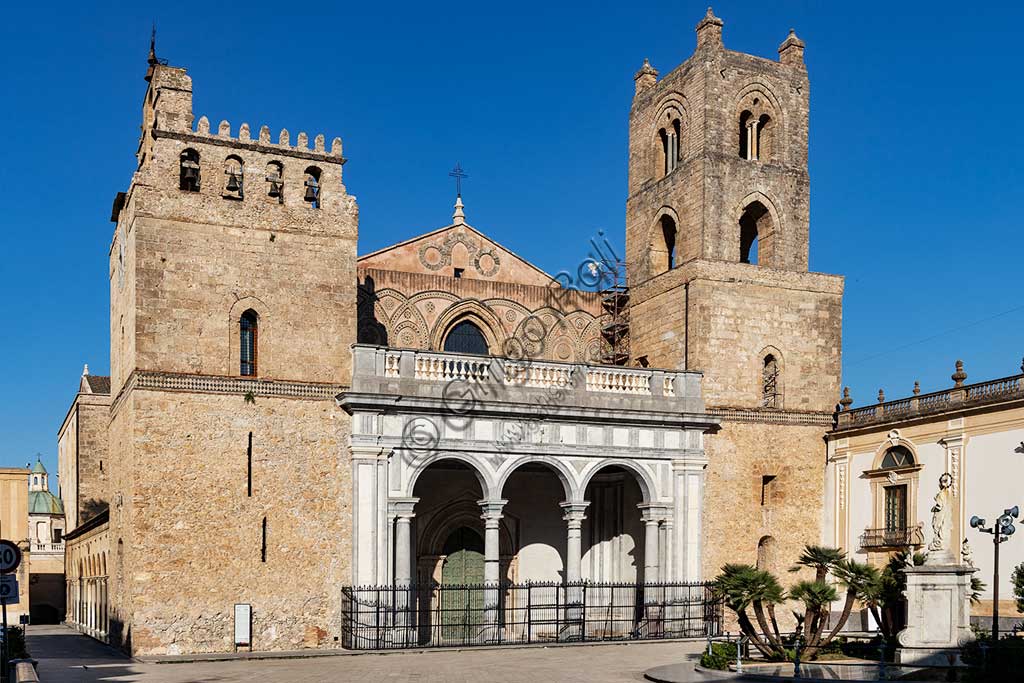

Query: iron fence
[341,581,721,650]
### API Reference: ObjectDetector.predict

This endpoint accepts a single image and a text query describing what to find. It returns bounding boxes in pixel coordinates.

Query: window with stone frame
[881,445,914,469]
[240,309,258,376]
[761,354,780,407]
[443,320,489,355]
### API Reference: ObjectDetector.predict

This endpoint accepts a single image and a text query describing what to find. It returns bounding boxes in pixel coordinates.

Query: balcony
[859,524,924,549]
[347,345,707,417]
[31,542,65,553]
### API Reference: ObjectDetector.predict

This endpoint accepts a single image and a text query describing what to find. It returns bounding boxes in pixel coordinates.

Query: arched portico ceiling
[495,456,579,502]
[405,452,498,499]
[578,459,657,504]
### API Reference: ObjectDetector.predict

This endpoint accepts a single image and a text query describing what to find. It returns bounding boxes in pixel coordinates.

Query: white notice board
[234,603,252,648]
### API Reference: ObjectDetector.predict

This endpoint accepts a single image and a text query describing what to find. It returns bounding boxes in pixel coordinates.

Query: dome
[28,490,64,516]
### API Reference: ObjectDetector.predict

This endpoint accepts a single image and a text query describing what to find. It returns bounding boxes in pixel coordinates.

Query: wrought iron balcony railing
[860,524,924,549]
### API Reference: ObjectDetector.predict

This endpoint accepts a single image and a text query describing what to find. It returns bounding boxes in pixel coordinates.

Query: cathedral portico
[339,344,718,590]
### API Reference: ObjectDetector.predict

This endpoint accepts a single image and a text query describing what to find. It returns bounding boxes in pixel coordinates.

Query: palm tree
[711,564,787,659]
[822,559,880,645]
[790,545,846,583]
[789,579,839,655]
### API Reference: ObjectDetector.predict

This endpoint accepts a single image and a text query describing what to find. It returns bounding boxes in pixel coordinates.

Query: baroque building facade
[59,10,844,655]
[826,359,1024,630]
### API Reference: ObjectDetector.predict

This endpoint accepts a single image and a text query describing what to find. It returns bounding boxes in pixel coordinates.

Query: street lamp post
[970,505,1020,644]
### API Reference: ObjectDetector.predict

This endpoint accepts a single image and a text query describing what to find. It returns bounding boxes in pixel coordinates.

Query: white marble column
[746,119,758,160]
[661,520,673,583]
[479,499,507,630]
[560,502,589,583]
[351,446,390,585]
[639,505,663,584]
[479,499,507,585]
[672,458,707,582]
[390,498,419,586]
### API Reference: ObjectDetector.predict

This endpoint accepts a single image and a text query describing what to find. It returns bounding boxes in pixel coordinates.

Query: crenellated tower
[626,9,844,583]
[104,41,357,655]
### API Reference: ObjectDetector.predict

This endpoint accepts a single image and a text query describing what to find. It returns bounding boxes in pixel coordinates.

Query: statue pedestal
[896,563,976,666]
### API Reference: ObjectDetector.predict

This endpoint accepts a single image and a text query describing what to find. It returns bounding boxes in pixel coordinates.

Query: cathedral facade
[58,10,842,655]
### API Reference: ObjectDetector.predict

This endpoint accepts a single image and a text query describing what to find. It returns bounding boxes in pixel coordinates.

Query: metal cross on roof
[449,162,469,198]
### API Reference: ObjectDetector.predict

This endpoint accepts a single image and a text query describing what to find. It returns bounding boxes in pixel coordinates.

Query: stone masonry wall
[109,391,349,656]
[75,398,112,525]
[626,25,809,284]
[103,60,359,655]
[702,422,826,580]
[624,13,840,596]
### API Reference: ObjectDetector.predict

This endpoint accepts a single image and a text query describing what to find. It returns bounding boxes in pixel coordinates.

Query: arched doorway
[441,527,485,585]
[439,526,486,642]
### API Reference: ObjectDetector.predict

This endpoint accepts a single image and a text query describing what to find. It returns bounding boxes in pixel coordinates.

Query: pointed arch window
[661,214,677,271]
[738,111,753,160]
[761,354,780,408]
[659,117,681,176]
[240,310,258,376]
[443,321,489,355]
[756,114,772,160]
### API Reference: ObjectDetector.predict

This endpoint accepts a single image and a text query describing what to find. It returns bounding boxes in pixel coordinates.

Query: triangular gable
[358,222,558,287]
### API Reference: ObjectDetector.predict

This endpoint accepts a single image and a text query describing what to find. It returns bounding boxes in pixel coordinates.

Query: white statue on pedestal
[928,473,953,553]
[961,537,974,567]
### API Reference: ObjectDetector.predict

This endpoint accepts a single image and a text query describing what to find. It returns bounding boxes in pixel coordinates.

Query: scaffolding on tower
[594,256,629,366]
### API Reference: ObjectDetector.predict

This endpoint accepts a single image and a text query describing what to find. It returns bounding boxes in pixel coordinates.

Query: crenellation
[217,119,230,136]
[314,134,324,152]
[238,122,250,142]
[197,115,210,134]
[259,125,270,143]
[278,128,289,145]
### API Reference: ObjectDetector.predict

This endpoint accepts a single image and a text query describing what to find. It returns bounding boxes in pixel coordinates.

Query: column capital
[637,503,670,523]
[560,501,590,524]
[478,498,508,522]
[671,459,708,473]
[388,497,419,519]
[349,445,391,460]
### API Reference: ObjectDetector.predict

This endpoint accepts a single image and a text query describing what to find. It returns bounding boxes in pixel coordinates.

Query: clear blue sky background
[2,1,1022,480]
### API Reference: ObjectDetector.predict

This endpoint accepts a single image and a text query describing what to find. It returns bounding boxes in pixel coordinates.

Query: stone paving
[26,624,713,682]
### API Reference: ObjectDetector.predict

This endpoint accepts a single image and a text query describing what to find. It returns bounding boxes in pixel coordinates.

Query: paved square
[27,625,709,682]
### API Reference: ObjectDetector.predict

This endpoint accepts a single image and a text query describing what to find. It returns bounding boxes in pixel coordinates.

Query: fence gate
[341,581,722,650]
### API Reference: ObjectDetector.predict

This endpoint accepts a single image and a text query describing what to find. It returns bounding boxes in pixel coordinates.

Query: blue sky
[2,1,1022,478]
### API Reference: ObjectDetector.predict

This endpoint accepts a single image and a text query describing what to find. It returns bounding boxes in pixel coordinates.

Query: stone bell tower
[103,38,358,655]
[625,9,844,579]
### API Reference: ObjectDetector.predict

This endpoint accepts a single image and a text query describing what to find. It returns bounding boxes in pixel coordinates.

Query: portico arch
[405,453,498,500]
[579,459,656,504]
[496,456,578,502]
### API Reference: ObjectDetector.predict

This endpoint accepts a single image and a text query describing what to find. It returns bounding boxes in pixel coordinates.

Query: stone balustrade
[31,542,65,553]
[353,344,705,413]
[837,373,1024,430]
